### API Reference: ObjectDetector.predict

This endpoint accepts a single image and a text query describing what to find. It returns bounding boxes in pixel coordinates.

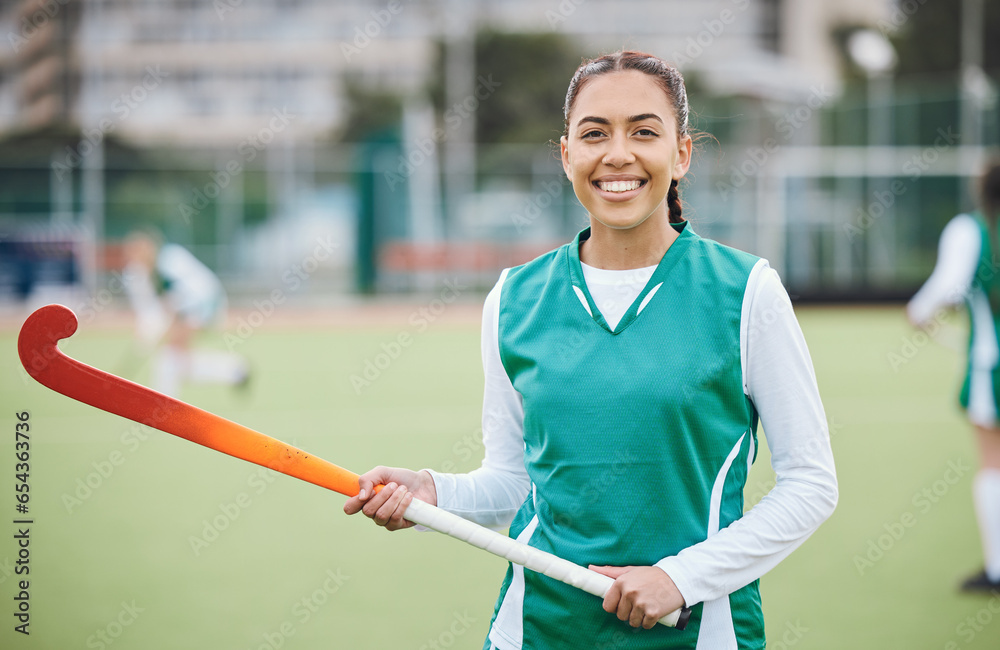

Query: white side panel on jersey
[969,290,1000,368]
[488,514,540,650]
[968,290,999,427]
[695,432,747,650]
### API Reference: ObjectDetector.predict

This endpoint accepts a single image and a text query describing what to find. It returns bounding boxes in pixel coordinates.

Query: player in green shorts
[346,50,838,650]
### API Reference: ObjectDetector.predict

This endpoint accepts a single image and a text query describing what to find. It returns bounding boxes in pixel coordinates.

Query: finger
[615,588,635,623]
[362,482,398,520]
[589,565,631,579]
[345,471,385,515]
[357,476,375,501]
[601,579,622,615]
[386,488,414,531]
[343,496,363,515]
[373,483,408,527]
[628,606,645,628]
[357,465,394,500]
[642,612,658,630]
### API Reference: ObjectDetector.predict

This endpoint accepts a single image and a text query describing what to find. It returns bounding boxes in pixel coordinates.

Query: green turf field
[0,304,997,649]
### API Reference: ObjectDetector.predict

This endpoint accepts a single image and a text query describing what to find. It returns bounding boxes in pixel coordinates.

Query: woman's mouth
[593,179,647,198]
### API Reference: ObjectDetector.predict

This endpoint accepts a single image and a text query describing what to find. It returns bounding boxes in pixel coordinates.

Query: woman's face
[560,70,692,231]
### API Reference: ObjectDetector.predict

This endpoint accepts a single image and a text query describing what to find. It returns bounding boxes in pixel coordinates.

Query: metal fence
[1,76,997,303]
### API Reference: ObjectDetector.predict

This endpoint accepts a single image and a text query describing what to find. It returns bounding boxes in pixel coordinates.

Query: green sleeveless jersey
[485,222,765,649]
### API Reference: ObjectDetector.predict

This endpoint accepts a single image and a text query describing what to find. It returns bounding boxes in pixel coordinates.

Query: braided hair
[563,51,690,223]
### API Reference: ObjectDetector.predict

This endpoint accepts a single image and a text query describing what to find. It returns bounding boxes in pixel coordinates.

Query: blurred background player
[908,159,1000,593]
[122,230,249,398]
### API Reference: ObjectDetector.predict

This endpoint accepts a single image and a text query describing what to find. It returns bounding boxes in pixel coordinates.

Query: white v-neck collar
[579,262,657,330]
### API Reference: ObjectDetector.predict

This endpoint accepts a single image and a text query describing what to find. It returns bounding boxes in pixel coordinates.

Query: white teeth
[598,180,642,193]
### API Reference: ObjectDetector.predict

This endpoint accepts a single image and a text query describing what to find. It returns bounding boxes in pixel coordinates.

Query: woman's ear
[560,135,572,181]
[673,134,693,180]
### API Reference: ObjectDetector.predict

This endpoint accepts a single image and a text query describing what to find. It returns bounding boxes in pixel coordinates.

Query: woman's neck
[579,214,678,270]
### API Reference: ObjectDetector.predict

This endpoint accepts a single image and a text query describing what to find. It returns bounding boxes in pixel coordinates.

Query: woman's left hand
[588,565,686,629]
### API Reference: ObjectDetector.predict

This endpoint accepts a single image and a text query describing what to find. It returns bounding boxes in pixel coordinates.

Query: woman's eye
[582,130,604,139]
[636,128,658,137]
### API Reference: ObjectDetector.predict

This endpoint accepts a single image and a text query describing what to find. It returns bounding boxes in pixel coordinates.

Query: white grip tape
[404,498,683,628]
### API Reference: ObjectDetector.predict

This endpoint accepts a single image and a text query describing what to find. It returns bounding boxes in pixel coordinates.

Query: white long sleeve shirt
[427,259,838,608]
[907,213,999,425]
[906,214,982,328]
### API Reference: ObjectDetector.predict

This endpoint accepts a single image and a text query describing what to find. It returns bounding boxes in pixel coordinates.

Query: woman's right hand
[342,466,437,531]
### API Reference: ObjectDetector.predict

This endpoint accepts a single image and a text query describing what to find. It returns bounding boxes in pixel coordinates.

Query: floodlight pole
[442,0,476,237]
[960,0,984,205]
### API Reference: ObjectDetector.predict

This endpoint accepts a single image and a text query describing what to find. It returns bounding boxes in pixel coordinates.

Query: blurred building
[0,0,82,132]
[9,0,992,302]
[0,0,891,146]
[0,0,427,145]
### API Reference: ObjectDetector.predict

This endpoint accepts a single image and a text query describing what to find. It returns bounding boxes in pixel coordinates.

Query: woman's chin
[589,212,658,232]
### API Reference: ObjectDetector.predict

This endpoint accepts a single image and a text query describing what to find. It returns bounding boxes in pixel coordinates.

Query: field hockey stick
[18,304,692,630]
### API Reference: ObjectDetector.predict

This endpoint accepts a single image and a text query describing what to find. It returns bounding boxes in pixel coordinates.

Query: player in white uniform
[908,160,1000,592]
[122,231,248,398]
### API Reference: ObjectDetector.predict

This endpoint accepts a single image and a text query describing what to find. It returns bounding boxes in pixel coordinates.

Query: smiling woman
[557,52,696,273]
[345,50,838,650]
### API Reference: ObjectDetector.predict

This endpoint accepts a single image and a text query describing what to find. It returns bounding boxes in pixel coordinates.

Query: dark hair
[971,159,1000,312]
[562,51,691,223]
[981,159,1000,222]
[979,160,1000,305]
